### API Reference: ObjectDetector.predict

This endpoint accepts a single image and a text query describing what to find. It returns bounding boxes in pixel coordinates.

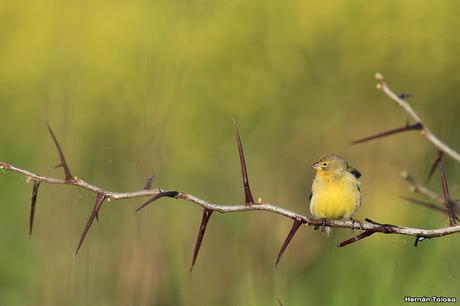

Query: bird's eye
[322,162,328,167]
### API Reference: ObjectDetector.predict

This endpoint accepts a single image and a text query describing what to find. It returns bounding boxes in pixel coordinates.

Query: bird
[309,153,361,236]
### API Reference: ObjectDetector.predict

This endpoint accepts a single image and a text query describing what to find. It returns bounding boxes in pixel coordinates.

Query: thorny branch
[2,155,460,257]
[344,73,459,247]
[352,73,460,163]
[0,74,460,269]
[401,171,445,204]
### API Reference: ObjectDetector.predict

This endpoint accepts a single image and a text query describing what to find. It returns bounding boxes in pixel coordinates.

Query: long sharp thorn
[364,218,382,225]
[190,208,213,272]
[275,219,303,267]
[47,125,73,181]
[351,122,423,145]
[29,181,41,237]
[439,160,450,200]
[439,160,457,226]
[135,191,179,213]
[75,194,105,255]
[427,151,443,182]
[337,230,374,247]
[135,193,163,212]
[144,175,154,190]
[234,123,254,205]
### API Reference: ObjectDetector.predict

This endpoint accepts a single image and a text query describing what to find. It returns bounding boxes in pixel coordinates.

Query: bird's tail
[313,225,332,237]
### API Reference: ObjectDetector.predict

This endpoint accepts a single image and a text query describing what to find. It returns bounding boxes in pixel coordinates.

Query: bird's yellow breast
[310,172,360,220]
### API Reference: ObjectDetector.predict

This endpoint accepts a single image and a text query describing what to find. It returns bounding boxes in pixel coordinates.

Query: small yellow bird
[309,153,361,236]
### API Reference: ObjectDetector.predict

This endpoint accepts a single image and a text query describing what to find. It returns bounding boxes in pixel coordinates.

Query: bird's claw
[321,218,327,227]
[350,218,364,232]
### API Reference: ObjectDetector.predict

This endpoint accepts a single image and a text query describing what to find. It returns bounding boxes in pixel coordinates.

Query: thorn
[47,125,74,181]
[234,122,255,205]
[439,160,450,200]
[364,218,382,225]
[351,122,423,145]
[29,181,40,237]
[190,208,214,272]
[399,93,413,100]
[75,194,105,255]
[427,151,443,182]
[144,175,155,190]
[337,230,374,247]
[275,219,303,267]
[135,191,179,213]
[439,160,457,226]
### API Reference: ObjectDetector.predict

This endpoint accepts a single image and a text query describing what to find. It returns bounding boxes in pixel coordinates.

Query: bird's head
[312,153,347,176]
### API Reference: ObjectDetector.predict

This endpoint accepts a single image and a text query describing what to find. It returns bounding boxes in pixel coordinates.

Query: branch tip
[374,75,460,162]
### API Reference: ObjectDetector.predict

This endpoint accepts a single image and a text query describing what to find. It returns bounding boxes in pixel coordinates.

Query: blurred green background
[1,0,459,305]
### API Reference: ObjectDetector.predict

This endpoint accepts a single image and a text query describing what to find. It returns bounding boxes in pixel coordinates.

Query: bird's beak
[311,161,320,170]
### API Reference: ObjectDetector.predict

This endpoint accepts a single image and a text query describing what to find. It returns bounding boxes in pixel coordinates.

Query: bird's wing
[347,166,361,178]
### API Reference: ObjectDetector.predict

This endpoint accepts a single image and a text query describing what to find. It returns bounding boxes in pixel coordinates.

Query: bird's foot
[321,218,327,228]
[313,218,327,231]
[350,218,364,232]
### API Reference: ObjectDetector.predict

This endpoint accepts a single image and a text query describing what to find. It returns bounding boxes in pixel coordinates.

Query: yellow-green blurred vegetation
[1,0,460,305]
